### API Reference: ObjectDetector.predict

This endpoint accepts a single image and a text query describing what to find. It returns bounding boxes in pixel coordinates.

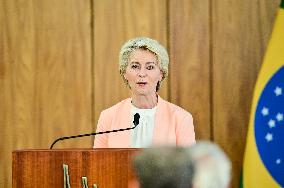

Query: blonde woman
[94,37,195,148]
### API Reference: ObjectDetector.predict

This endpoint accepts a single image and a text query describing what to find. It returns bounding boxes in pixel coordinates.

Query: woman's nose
[137,69,147,77]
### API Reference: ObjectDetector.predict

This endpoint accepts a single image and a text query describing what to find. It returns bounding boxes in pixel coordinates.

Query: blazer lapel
[152,96,167,145]
[118,98,132,147]
[108,98,132,148]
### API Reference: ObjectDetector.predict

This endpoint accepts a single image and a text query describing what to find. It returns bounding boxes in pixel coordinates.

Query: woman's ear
[124,74,128,81]
[159,71,163,81]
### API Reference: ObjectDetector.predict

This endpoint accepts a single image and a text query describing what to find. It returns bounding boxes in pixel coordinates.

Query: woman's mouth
[137,82,147,86]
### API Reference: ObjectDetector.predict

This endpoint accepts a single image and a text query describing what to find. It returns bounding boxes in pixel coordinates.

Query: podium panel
[12,149,140,188]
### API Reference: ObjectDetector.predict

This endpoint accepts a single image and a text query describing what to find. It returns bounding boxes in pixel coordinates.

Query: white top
[130,104,157,148]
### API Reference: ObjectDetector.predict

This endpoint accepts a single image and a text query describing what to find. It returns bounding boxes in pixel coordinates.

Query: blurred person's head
[133,147,195,188]
[188,141,231,188]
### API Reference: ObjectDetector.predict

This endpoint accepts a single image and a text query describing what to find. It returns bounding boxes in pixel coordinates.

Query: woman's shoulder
[101,98,131,115]
[159,97,193,118]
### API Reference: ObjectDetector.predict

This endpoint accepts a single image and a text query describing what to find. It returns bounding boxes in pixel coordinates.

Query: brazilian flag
[243,0,284,187]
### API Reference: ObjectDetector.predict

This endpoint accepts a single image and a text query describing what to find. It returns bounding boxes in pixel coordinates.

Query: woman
[94,37,195,148]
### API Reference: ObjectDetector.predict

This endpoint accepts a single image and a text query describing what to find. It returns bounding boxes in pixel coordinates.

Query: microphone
[133,113,140,126]
[50,113,140,149]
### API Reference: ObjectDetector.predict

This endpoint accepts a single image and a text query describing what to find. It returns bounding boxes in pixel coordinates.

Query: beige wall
[0,0,280,187]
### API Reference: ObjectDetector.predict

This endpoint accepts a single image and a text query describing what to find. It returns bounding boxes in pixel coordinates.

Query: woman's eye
[131,65,139,69]
[146,65,155,70]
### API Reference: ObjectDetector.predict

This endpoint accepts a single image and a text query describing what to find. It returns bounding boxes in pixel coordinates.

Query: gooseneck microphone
[50,113,140,149]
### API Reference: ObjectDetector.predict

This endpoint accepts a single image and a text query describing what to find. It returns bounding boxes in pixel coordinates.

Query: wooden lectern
[12,149,141,187]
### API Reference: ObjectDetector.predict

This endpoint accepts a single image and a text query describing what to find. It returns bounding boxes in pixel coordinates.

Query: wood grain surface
[12,149,140,188]
[0,1,92,187]
[169,0,211,140]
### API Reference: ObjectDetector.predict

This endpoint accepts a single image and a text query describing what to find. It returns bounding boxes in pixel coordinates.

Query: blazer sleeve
[176,113,196,146]
[93,111,110,148]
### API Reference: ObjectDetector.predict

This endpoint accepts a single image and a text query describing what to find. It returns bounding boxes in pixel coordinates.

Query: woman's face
[124,49,163,96]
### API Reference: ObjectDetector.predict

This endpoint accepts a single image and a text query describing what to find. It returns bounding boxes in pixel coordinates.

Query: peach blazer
[93,96,195,148]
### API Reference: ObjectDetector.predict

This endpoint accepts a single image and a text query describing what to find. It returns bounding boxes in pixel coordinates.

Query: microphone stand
[50,113,140,149]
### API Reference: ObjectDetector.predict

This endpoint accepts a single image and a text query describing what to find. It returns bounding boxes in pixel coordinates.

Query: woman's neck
[131,93,158,109]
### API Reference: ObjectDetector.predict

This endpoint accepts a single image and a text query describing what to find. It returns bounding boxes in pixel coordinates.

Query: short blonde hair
[119,37,169,91]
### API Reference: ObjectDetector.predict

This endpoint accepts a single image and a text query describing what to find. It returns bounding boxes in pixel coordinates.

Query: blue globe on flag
[255,66,284,186]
